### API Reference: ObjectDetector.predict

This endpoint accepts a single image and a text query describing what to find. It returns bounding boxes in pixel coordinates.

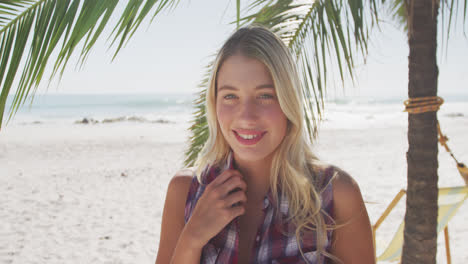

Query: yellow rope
[403,96,444,114]
[437,122,458,163]
[459,164,468,186]
[403,96,467,185]
[437,120,468,186]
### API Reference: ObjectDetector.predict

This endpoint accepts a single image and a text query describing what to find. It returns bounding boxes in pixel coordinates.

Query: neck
[233,153,273,205]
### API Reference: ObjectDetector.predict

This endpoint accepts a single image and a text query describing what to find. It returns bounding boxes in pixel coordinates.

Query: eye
[223,94,238,100]
[258,93,275,99]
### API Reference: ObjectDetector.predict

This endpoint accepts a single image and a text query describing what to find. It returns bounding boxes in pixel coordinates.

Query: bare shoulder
[327,166,375,263]
[327,166,367,222]
[312,162,360,195]
[165,167,196,215]
[155,168,197,264]
[174,167,196,178]
[163,167,197,231]
[164,168,196,216]
[169,167,196,192]
[330,166,362,203]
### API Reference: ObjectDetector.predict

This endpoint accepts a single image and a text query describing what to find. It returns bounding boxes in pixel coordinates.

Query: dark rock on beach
[74,118,99,124]
[127,116,147,122]
[102,117,126,123]
[151,119,171,124]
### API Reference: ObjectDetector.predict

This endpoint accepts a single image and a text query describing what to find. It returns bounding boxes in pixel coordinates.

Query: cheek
[269,107,288,136]
[216,103,231,132]
[266,105,287,121]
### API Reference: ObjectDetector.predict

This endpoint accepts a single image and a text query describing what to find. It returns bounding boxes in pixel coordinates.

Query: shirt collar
[263,187,289,217]
[200,152,234,185]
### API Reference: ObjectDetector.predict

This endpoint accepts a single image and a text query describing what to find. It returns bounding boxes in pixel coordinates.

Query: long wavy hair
[195,25,335,263]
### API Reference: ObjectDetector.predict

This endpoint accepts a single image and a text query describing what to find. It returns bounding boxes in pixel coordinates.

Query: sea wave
[6,93,467,130]
[73,116,174,124]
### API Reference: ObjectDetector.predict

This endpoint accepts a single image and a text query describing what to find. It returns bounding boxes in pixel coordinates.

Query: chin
[231,147,275,163]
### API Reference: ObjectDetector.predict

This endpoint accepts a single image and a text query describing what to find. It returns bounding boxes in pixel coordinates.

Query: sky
[13,0,468,100]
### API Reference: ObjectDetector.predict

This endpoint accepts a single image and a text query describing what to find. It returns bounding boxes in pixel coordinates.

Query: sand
[1,116,467,263]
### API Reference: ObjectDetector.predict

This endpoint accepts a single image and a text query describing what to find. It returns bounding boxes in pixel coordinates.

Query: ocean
[3,93,467,130]
[4,93,195,125]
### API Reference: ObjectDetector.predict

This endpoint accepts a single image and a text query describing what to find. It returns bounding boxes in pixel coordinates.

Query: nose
[237,98,258,124]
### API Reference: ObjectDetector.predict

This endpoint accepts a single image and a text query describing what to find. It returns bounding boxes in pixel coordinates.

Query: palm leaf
[0,0,178,129]
[438,0,468,55]
[184,0,383,166]
[264,0,383,140]
[386,0,468,46]
[184,58,214,166]
[387,0,406,30]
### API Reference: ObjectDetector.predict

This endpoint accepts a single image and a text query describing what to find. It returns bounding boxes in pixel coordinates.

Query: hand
[183,169,247,248]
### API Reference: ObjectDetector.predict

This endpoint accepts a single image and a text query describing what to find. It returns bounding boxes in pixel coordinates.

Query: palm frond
[248,0,384,140]
[387,0,468,45]
[184,58,214,167]
[0,0,178,129]
[387,0,407,30]
[184,0,384,166]
[439,0,468,54]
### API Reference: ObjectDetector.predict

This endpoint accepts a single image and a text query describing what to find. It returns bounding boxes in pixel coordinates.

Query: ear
[286,120,293,133]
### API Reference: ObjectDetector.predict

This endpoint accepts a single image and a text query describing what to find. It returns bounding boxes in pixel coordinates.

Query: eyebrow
[218,84,275,91]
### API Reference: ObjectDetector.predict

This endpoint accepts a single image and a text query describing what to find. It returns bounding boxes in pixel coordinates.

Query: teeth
[239,133,258,140]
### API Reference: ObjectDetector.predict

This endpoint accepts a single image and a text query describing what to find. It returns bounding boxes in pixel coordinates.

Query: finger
[224,189,247,207]
[228,204,245,219]
[209,169,242,188]
[218,176,247,198]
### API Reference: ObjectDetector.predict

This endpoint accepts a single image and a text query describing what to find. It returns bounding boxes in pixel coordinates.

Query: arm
[155,169,247,264]
[330,169,375,264]
[155,172,198,264]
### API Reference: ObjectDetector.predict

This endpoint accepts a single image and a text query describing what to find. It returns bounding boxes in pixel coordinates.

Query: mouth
[232,129,266,145]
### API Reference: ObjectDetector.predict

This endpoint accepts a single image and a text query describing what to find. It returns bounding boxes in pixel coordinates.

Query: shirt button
[256,235,260,242]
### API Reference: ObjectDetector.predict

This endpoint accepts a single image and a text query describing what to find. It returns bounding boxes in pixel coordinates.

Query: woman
[156,26,374,264]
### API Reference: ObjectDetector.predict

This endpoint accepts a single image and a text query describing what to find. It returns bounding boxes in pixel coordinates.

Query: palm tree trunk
[402,0,440,263]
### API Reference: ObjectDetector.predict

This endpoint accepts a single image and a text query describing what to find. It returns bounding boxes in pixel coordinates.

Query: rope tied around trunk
[403,96,444,114]
[403,96,467,185]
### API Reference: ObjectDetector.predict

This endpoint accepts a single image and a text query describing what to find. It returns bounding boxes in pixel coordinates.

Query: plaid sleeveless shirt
[184,157,335,264]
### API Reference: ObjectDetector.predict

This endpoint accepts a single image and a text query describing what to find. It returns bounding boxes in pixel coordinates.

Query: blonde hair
[195,25,335,263]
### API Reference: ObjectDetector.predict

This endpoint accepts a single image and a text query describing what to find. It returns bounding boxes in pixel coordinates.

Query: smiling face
[216,54,288,164]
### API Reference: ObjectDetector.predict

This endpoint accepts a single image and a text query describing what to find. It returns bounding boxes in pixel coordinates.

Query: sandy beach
[1,112,467,263]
